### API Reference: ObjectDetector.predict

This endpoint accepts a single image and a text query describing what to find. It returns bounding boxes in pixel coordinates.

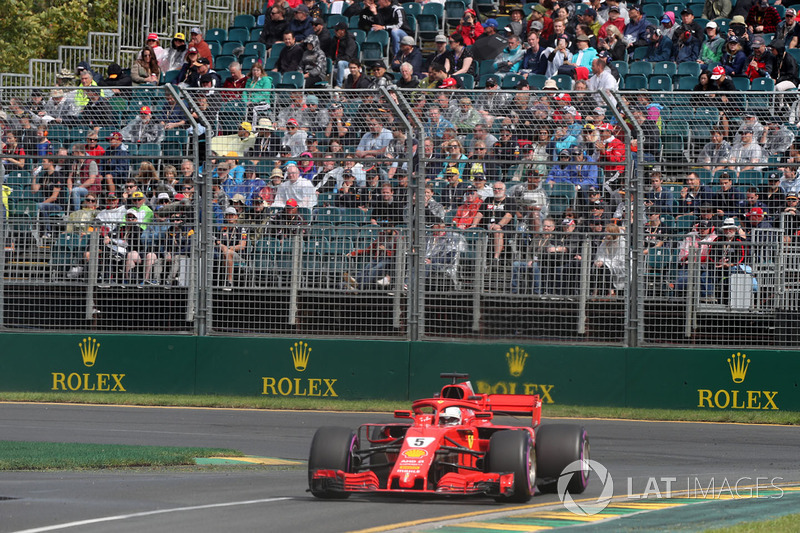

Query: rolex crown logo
[727,352,750,384]
[290,341,311,372]
[505,346,528,377]
[79,337,100,367]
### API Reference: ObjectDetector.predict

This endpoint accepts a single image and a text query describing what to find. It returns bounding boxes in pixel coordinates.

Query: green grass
[1,392,799,424]
[704,513,800,532]
[0,441,242,470]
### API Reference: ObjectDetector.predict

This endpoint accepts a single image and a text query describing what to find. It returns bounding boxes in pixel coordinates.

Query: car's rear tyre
[535,424,589,494]
[485,430,535,503]
[308,426,358,499]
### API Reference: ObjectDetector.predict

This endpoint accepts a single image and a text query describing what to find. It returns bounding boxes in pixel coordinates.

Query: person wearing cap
[246,118,281,163]
[492,33,524,77]
[711,216,747,303]
[390,35,423,76]
[775,8,798,44]
[368,59,394,88]
[623,5,649,49]
[121,105,164,144]
[287,4,313,43]
[704,0,732,21]
[746,0,780,34]
[453,8,483,46]
[699,21,725,66]
[672,7,704,45]
[185,55,220,88]
[189,27,213,67]
[658,11,677,40]
[310,16,331,52]
[452,185,484,229]
[745,34,775,79]
[526,4,554,42]
[215,206,247,290]
[471,18,507,63]
[644,27,674,62]
[329,22,358,87]
[674,27,702,63]
[568,33,598,70]
[598,5,625,41]
[721,36,748,76]
[163,32,187,72]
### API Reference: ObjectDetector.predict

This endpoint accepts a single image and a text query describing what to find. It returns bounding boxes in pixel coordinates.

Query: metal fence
[3,85,800,349]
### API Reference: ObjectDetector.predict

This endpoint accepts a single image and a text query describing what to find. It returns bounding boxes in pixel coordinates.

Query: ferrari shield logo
[467,434,474,449]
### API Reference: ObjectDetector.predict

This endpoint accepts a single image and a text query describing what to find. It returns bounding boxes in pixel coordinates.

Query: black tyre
[308,426,358,499]
[535,424,590,494]
[485,430,535,503]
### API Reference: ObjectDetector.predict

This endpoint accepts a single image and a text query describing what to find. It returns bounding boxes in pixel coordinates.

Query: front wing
[310,469,516,497]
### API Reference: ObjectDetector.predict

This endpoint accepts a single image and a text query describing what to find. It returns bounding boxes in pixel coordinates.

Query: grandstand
[2,0,800,349]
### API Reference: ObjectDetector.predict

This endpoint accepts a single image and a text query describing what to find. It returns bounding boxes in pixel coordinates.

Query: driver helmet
[440,406,462,426]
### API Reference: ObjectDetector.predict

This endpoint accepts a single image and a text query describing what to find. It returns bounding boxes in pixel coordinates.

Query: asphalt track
[0,403,799,533]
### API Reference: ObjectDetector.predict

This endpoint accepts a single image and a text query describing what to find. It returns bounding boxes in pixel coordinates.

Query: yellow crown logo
[79,337,100,367]
[727,352,750,384]
[505,346,529,377]
[290,341,311,372]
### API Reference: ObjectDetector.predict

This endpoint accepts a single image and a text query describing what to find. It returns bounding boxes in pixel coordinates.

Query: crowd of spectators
[3,0,800,298]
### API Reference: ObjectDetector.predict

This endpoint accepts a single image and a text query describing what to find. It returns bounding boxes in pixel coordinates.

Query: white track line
[9,497,292,533]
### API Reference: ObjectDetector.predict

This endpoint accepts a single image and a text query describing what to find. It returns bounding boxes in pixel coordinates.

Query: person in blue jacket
[644,27,674,62]
[720,36,748,77]
[673,29,701,63]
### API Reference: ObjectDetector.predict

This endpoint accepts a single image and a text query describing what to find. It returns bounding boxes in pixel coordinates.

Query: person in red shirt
[746,0,781,34]
[453,186,483,229]
[454,9,484,46]
[188,27,213,68]
[595,124,626,194]
[598,5,626,40]
[527,4,554,41]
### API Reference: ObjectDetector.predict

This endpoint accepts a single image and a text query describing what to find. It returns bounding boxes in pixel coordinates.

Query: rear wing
[485,394,542,427]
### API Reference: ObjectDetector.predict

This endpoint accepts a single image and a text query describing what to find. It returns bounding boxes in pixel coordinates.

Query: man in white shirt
[587,58,618,107]
[272,163,317,208]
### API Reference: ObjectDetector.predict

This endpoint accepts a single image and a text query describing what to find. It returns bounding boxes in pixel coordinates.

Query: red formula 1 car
[308,373,589,502]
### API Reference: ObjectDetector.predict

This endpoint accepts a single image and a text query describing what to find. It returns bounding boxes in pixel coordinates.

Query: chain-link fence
[3,84,800,348]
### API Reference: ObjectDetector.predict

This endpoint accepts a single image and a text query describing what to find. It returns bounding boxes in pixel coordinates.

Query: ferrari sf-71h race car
[308,373,589,502]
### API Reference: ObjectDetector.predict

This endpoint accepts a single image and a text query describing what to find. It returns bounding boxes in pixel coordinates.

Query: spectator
[281,118,308,157]
[260,5,289,49]
[587,58,619,108]
[453,185,483,229]
[299,34,326,87]
[768,39,800,90]
[274,31,304,73]
[674,220,718,298]
[272,163,316,208]
[660,11,678,41]
[623,4,649,48]
[397,61,419,89]
[776,9,799,45]
[32,156,66,217]
[711,217,747,304]
[288,4,313,42]
[215,207,247,290]
[80,87,114,130]
[512,171,549,231]
[390,36,423,77]
[644,172,674,215]
[311,17,331,52]
[472,19,507,63]
[163,32,187,73]
[40,88,77,125]
[329,22,358,87]
[520,32,548,75]
[474,181,515,260]
[704,0,732,20]
[598,5,625,41]
[186,56,220,88]
[343,60,371,89]
[730,127,764,172]
[601,25,628,61]
[370,183,404,226]
[347,228,399,288]
[745,34,774,80]
[375,0,411,56]
[121,106,164,144]
[699,127,732,174]
[714,172,745,217]
[454,9,483,46]
[674,29,701,63]
[527,4,553,41]
[185,28,212,68]
[644,27,674,62]
[779,165,800,196]
[699,21,726,67]
[679,171,714,214]
[241,61,273,109]
[545,34,572,77]
[746,0,781,34]
[721,36,748,76]
[352,0,381,33]
[356,116,392,160]
[493,33,524,77]
[592,223,626,298]
[221,61,248,99]
[674,8,704,44]
[368,60,394,88]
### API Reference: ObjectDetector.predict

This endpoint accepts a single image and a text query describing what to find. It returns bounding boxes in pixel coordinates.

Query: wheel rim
[527,437,536,489]
[579,433,590,484]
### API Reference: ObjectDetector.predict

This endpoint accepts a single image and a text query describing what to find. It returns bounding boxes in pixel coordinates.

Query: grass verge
[704,513,800,532]
[0,441,242,470]
[1,392,798,424]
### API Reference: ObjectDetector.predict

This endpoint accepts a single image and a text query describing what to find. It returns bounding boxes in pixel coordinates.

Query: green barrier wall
[0,333,796,410]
